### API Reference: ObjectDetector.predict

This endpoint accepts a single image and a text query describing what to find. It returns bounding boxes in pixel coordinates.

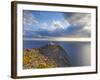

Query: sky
[23,10,91,38]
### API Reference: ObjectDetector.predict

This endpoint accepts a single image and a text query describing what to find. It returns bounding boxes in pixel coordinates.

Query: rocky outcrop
[23,44,71,69]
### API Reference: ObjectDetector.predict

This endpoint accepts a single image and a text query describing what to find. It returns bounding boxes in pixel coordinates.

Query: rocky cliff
[23,44,71,69]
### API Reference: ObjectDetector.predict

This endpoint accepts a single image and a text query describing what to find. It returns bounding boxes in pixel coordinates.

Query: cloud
[53,21,63,28]
[53,20,70,29]
[23,11,39,26]
[40,22,57,31]
[41,20,70,32]
[41,23,50,30]
[67,13,91,31]
[63,13,91,37]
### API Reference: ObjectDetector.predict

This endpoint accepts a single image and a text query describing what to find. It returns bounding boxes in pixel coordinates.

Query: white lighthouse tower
[49,42,55,45]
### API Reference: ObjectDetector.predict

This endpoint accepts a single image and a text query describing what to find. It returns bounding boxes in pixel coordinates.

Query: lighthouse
[48,42,55,45]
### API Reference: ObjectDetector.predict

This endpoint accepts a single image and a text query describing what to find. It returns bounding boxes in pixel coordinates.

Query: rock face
[23,44,71,69]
